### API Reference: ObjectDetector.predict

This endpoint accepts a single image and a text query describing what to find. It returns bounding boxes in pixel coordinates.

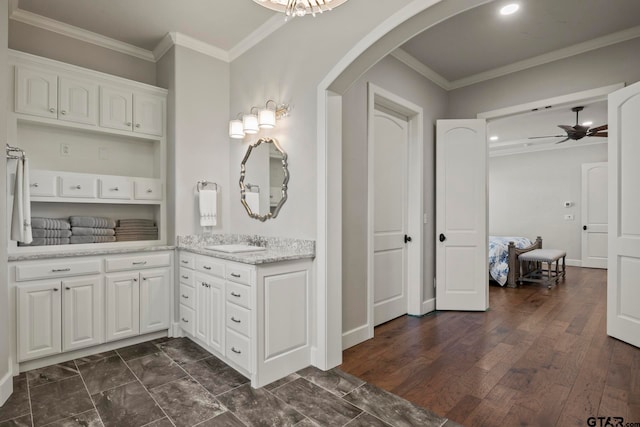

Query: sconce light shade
[243,113,259,134]
[258,108,276,129]
[229,119,245,139]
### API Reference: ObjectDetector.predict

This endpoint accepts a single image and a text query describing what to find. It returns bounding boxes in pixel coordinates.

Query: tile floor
[0,337,458,427]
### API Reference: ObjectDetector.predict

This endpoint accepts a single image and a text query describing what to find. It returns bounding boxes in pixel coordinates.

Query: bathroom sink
[205,244,266,253]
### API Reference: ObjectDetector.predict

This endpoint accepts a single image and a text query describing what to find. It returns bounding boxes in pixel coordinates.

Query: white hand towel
[245,192,260,214]
[199,189,218,226]
[11,157,33,244]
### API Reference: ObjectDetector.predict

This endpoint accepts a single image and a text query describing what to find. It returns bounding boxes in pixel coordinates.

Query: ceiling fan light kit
[253,0,349,18]
[528,105,608,144]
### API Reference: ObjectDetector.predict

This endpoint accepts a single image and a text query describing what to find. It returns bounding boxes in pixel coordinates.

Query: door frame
[364,83,424,344]
[581,162,608,269]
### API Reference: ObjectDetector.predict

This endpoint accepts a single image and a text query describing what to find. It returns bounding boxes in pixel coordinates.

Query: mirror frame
[239,137,289,222]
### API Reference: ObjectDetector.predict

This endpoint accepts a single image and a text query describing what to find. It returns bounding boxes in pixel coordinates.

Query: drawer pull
[52,288,59,292]
[230,273,241,278]
[181,318,189,323]
[75,185,82,189]
[181,275,189,279]
[111,187,119,191]
[203,266,212,270]
[181,294,189,299]
[65,287,71,290]
[231,347,242,355]
[231,317,241,324]
[31,183,39,188]
[230,292,241,298]
[52,268,71,272]
[202,282,210,288]
[181,260,189,264]
[132,261,147,265]
[146,188,153,193]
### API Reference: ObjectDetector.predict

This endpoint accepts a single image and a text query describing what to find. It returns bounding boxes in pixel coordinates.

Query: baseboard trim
[170,322,183,338]
[566,259,582,267]
[421,298,436,314]
[0,369,13,407]
[342,324,372,350]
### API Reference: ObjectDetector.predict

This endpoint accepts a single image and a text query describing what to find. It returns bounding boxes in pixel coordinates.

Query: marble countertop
[177,234,315,265]
[8,245,176,262]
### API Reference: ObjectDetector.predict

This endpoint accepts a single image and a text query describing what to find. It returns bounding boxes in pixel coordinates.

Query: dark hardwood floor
[341,267,640,427]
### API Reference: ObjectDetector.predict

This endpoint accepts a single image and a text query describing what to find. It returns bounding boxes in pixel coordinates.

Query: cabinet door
[195,275,210,343]
[58,77,98,125]
[140,268,170,334]
[105,272,140,341]
[100,86,133,132]
[17,281,62,361]
[133,93,164,136]
[209,278,225,354]
[15,67,58,118]
[62,276,104,351]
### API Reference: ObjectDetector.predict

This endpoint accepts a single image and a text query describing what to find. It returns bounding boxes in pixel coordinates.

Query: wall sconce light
[229,101,291,139]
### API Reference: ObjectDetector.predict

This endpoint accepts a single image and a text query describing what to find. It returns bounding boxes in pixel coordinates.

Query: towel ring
[197,180,218,192]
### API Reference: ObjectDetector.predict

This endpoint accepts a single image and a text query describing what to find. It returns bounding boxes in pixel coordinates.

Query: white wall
[489,144,607,263]
[0,0,11,404]
[341,55,447,337]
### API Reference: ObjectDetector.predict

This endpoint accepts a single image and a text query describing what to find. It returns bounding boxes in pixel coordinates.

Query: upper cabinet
[59,77,99,126]
[100,88,164,136]
[15,67,58,119]
[134,93,164,136]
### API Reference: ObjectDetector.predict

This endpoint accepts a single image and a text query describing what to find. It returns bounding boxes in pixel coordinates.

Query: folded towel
[33,229,72,238]
[70,216,117,229]
[11,157,33,244]
[118,219,156,227]
[199,189,217,227]
[70,236,117,244]
[18,237,70,246]
[31,217,71,230]
[71,227,116,236]
[115,227,158,233]
[116,236,158,241]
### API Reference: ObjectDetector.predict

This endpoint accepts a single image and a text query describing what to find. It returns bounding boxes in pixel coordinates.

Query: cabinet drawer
[29,171,57,197]
[15,259,102,282]
[179,284,195,309]
[226,302,250,337]
[226,282,250,309]
[179,267,194,287]
[59,174,97,198]
[180,305,195,336]
[226,265,252,285]
[134,178,162,200]
[99,176,132,200]
[196,257,224,278]
[105,253,171,272]
[179,253,194,269]
[226,329,250,372]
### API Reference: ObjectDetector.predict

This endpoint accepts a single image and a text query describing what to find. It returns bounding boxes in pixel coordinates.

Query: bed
[489,236,543,287]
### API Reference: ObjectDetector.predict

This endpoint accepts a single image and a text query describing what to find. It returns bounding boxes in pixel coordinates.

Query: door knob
[404,235,412,244]
[439,233,446,242]
[583,225,588,231]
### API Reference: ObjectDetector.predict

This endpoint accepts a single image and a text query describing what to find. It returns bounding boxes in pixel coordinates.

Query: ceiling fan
[528,106,608,144]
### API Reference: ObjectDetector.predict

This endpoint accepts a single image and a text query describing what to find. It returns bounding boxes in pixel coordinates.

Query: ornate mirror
[239,137,289,222]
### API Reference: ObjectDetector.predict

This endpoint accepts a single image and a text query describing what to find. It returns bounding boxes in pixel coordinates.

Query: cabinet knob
[49,107,55,113]
[231,347,241,355]
[52,288,59,292]
[111,187,119,191]
[75,185,82,189]
[146,188,153,193]
[143,277,147,281]
[135,123,141,128]
[31,183,39,188]
[181,318,189,323]
[61,110,67,115]
[126,122,132,126]
[133,278,138,282]
[65,287,70,290]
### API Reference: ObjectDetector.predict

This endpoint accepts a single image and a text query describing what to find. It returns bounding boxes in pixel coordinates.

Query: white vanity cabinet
[178,250,312,388]
[11,250,173,365]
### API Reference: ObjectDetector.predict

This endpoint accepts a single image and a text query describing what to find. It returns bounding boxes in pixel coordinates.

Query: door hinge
[433,277,436,288]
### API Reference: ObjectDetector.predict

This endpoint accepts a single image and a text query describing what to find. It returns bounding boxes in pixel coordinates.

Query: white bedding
[489,236,533,286]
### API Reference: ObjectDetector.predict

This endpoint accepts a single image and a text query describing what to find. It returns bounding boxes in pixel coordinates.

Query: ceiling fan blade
[555,137,570,144]
[588,132,608,138]
[528,135,566,139]
[589,124,608,133]
[558,125,574,132]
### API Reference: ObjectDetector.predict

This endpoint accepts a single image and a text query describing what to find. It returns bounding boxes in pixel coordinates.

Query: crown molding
[10,8,156,62]
[390,48,450,90]
[229,14,286,61]
[449,25,640,90]
[152,33,175,61]
[169,32,230,62]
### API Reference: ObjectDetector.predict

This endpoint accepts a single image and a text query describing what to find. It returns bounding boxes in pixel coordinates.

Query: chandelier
[252,0,350,18]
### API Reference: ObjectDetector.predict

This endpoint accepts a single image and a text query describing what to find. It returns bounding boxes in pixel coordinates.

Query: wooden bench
[518,249,566,288]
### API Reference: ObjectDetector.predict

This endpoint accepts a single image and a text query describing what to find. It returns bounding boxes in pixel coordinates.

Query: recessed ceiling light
[582,121,593,126]
[500,3,520,15]
[490,136,499,141]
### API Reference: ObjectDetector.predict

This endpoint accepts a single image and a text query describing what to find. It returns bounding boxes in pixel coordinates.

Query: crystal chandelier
[253,0,350,18]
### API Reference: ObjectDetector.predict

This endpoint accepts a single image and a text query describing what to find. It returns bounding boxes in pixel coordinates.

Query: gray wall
[9,20,156,85]
[0,0,10,403]
[341,55,447,335]
[489,144,607,262]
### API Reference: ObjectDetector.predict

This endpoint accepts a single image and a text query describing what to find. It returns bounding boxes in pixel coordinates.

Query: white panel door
[582,162,608,269]
[133,93,164,136]
[62,276,104,351]
[17,281,62,361]
[209,278,225,354]
[58,77,98,125]
[100,86,133,131]
[15,67,58,119]
[436,120,488,311]
[373,109,409,326]
[105,272,140,341]
[195,274,211,343]
[607,82,640,348]
[140,268,170,334]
